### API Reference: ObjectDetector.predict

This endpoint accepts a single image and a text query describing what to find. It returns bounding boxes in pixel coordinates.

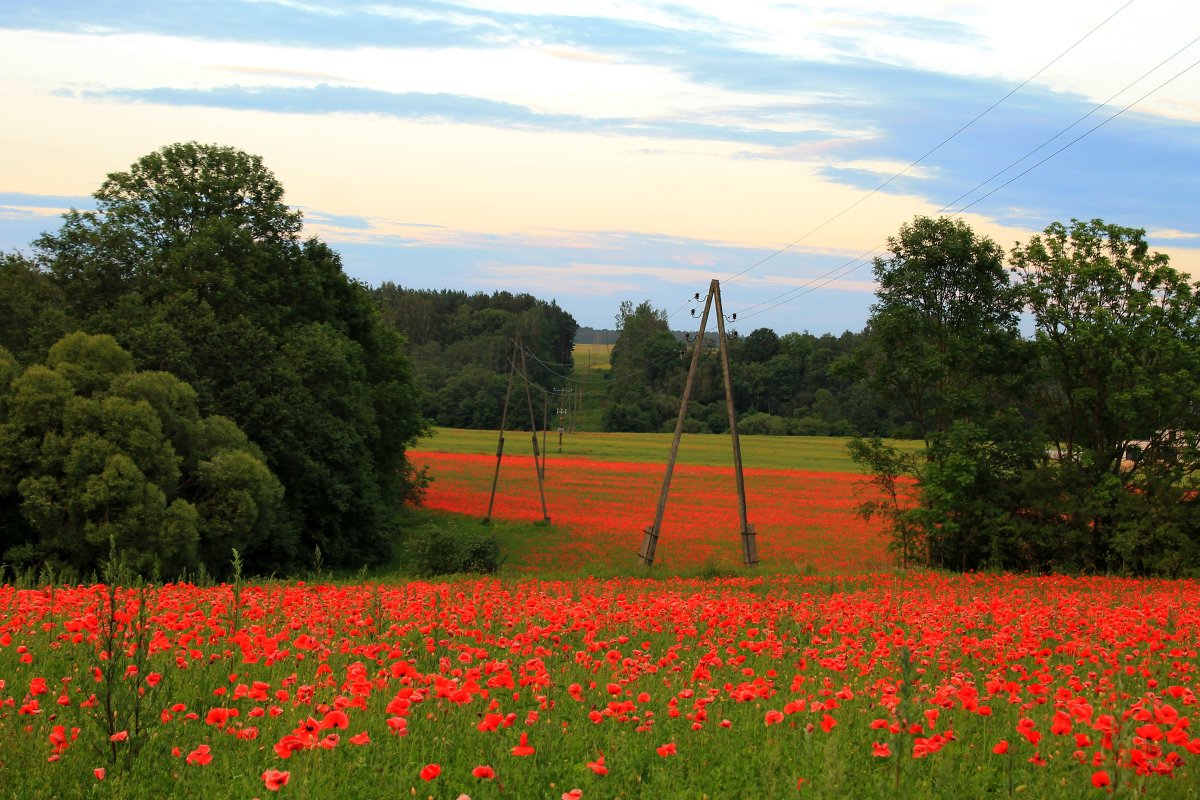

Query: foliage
[603,301,685,432]
[1011,219,1200,575]
[6,142,427,574]
[406,520,502,576]
[0,333,282,578]
[853,216,1200,576]
[373,284,577,429]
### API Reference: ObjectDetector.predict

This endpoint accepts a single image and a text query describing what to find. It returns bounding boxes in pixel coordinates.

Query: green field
[415,426,920,473]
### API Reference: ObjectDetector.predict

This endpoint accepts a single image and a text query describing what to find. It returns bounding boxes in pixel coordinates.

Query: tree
[1011,219,1200,574]
[0,333,281,578]
[858,216,1022,443]
[0,252,72,365]
[24,143,426,573]
[604,301,683,432]
[851,216,1045,569]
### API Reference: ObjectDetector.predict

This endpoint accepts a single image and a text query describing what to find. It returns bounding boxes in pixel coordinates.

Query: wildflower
[263,769,290,791]
[420,763,441,781]
[511,732,535,756]
[186,744,212,766]
[472,765,495,779]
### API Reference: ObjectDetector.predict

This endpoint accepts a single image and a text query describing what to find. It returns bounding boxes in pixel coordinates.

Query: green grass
[414,427,921,473]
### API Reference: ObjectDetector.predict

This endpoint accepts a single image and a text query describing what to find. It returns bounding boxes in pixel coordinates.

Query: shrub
[408,522,502,576]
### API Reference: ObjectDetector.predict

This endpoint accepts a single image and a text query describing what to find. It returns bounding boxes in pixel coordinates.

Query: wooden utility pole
[518,344,552,524]
[713,283,759,567]
[484,341,552,525]
[637,279,758,567]
[483,353,516,524]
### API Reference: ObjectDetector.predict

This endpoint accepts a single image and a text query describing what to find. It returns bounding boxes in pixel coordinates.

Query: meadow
[4,429,1200,798]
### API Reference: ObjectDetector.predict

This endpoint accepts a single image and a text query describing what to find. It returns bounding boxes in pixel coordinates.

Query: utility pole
[483,352,516,525]
[518,343,552,524]
[638,279,758,567]
[484,341,552,526]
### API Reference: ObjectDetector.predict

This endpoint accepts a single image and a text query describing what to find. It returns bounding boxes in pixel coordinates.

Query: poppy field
[3,573,1200,798]
[412,452,890,573]
[4,432,1200,798]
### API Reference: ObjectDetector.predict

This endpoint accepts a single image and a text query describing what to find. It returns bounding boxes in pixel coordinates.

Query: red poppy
[420,763,441,781]
[262,769,290,791]
[656,742,677,757]
[586,753,608,775]
[93,768,105,780]
[872,742,892,757]
[511,732,536,756]
[472,765,496,779]
[764,710,784,726]
[992,740,1009,755]
[185,744,212,766]
[1092,770,1110,788]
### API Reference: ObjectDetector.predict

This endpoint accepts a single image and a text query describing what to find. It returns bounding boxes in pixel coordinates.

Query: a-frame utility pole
[638,279,758,567]
[483,340,551,525]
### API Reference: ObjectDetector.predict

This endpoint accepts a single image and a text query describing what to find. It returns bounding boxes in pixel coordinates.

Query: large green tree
[20,142,426,573]
[851,216,1045,569]
[854,216,1200,576]
[1011,219,1200,574]
[0,333,281,578]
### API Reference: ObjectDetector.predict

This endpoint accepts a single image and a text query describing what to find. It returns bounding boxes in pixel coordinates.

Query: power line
[730,36,1200,324]
[715,0,1138,290]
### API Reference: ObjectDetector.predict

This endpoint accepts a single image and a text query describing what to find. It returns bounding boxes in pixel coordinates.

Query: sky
[1,0,1198,335]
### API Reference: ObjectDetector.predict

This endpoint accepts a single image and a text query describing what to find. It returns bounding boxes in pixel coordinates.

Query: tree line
[372,284,577,430]
[599,301,908,436]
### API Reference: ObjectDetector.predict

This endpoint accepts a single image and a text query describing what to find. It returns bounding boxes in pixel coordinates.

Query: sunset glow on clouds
[1,0,1197,331]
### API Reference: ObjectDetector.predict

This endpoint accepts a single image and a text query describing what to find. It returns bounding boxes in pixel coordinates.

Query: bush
[408,522,502,576]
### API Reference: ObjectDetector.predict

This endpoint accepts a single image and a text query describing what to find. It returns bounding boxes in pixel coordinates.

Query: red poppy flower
[511,732,536,756]
[185,744,212,766]
[420,763,441,781]
[262,769,290,791]
[1092,770,1110,788]
[992,740,1009,755]
[764,710,784,726]
[656,742,677,757]
[872,742,892,757]
[93,768,105,780]
[472,765,495,779]
[586,753,608,775]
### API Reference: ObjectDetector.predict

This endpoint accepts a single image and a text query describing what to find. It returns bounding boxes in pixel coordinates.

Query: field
[409,428,914,572]
[3,575,1199,798]
[4,430,1200,798]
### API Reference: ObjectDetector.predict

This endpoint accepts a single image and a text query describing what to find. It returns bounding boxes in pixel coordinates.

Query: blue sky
[1,0,1197,333]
